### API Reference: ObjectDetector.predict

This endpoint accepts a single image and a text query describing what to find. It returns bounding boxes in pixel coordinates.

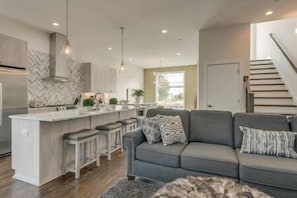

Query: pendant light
[120,27,125,71]
[63,0,71,56]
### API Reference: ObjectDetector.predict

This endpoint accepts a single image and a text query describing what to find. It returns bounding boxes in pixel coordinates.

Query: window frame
[154,71,185,109]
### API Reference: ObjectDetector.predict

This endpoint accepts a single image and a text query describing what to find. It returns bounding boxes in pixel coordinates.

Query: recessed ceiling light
[176,52,181,56]
[265,11,274,16]
[52,22,59,27]
[128,58,133,61]
[161,29,168,34]
[295,28,297,34]
[108,47,112,51]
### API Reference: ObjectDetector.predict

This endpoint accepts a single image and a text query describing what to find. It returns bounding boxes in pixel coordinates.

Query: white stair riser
[250,73,280,79]
[250,69,277,74]
[251,85,286,91]
[255,106,297,114]
[250,79,283,84]
[254,92,291,97]
[254,99,294,105]
[250,64,274,69]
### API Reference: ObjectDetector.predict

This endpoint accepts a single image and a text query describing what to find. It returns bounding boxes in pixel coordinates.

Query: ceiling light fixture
[128,58,133,61]
[63,0,72,56]
[295,28,297,34]
[108,47,112,51]
[52,22,59,27]
[176,52,181,56]
[120,27,125,71]
[265,11,274,16]
[161,29,168,34]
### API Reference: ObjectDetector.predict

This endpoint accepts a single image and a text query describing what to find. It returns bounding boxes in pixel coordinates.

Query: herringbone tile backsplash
[27,49,84,105]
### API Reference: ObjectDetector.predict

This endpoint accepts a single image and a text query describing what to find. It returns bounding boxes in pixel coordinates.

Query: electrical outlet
[21,129,29,137]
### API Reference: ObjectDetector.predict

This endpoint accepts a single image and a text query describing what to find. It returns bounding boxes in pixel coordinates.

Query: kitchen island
[9,106,137,186]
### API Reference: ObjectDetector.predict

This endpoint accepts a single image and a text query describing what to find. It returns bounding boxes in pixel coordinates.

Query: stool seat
[117,119,136,125]
[63,129,99,140]
[96,123,122,130]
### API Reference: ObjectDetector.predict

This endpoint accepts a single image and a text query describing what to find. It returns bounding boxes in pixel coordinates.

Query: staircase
[250,59,297,115]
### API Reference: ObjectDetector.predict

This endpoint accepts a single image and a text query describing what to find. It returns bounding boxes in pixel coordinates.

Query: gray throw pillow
[140,117,161,144]
[240,126,297,159]
[157,114,187,146]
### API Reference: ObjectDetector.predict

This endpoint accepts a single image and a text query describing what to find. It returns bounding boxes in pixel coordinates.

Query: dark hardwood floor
[0,151,126,198]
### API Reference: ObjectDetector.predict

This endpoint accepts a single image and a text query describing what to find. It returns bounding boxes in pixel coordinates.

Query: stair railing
[244,76,254,113]
[269,33,297,73]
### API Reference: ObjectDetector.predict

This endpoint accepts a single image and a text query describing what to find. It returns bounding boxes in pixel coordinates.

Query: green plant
[109,98,118,105]
[132,89,145,97]
[83,98,94,107]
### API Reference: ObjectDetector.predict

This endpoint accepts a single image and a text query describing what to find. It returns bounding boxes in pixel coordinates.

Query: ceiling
[0,0,297,69]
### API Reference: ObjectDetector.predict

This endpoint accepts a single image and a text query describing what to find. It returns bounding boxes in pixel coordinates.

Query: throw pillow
[157,115,187,146]
[240,126,297,159]
[140,117,162,144]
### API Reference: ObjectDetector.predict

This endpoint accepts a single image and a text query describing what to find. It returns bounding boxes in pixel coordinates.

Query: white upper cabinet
[0,33,27,69]
[81,63,117,93]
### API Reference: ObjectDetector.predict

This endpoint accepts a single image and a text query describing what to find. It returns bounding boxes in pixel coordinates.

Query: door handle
[208,104,213,108]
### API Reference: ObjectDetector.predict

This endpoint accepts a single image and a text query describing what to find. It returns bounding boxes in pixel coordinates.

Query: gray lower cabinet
[0,33,28,69]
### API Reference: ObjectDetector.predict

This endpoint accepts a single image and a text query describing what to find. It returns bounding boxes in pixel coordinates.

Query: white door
[207,63,241,113]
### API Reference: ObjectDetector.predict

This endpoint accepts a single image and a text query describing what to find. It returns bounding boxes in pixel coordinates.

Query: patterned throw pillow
[240,126,297,159]
[140,117,162,144]
[157,115,187,146]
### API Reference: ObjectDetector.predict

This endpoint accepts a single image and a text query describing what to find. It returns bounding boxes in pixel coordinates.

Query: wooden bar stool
[96,123,123,160]
[117,118,138,135]
[63,129,100,179]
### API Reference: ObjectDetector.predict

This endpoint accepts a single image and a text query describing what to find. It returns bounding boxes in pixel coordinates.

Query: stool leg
[119,129,123,152]
[63,140,67,174]
[75,142,80,179]
[107,133,111,160]
[96,135,100,166]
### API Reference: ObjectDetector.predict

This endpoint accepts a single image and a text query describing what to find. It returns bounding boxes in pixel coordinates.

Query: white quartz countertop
[9,106,137,122]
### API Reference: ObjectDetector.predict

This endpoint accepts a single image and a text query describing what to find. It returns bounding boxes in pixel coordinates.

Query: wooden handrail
[269,33,297,73]
[244,76,254,113]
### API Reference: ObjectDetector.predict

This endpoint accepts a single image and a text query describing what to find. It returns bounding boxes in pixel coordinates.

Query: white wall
[0,14,49,53]
[255,18,297,63]
[116,65,144,101]
[254,18,297,104]
[199,23,250,110]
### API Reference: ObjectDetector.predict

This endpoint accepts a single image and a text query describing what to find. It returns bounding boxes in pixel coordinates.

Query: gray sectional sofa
[123,109,297,198]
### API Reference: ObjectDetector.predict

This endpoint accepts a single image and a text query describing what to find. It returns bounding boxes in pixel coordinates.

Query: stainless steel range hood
[42,33,73,82]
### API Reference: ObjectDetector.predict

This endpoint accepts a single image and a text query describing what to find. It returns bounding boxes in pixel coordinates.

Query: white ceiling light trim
[108,47,112,51]
[161,29,168,34]
[265,11,274,16]
[52,22,59,27]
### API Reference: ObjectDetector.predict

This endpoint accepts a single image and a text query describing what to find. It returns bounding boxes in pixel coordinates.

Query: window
[155,71,185,109]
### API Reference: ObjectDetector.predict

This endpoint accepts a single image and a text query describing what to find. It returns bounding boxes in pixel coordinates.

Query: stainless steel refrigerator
[0,68,28,157]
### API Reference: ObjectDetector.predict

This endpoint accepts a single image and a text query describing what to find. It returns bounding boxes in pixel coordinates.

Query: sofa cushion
[136,142,187,168]
[236,149,297,191]
[189,110,233,147]
[181,142,238,178]
[234,113,290,148]
[146,109,190,138]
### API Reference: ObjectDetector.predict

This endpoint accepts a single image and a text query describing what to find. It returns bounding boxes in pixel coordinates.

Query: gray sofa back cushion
[146,109,190,138]
[234,113,290,148]
[190,110,233,147]
[291,115,297,132]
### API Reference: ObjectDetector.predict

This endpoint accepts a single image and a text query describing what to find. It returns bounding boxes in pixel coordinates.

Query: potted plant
[109,98,118,110]
[83,98,94,111]
[132,89,144,105]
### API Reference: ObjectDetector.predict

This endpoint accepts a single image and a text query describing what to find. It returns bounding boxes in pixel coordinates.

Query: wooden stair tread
[252,90,288,92]
[250,63,274,66]
[251,83,285,86]
[250,59,272,62]
[254,96,293,99]
[250,67,275,71]
[250,72,278,75]
[250,78,281,80]
[254,104,297,107]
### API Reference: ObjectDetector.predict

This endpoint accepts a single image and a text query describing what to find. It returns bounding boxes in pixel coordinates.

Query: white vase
[135,96,141,105]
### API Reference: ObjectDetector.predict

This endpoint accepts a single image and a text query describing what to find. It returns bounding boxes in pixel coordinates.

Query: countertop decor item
[83,98,94,109]
[109,98,118,110]
[132,89,144,105]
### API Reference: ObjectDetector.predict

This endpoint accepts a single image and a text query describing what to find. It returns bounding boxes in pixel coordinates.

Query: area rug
[99,178,162,198]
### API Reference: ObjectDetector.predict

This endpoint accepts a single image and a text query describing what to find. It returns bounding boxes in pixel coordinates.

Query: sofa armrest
[123,128,146,175]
